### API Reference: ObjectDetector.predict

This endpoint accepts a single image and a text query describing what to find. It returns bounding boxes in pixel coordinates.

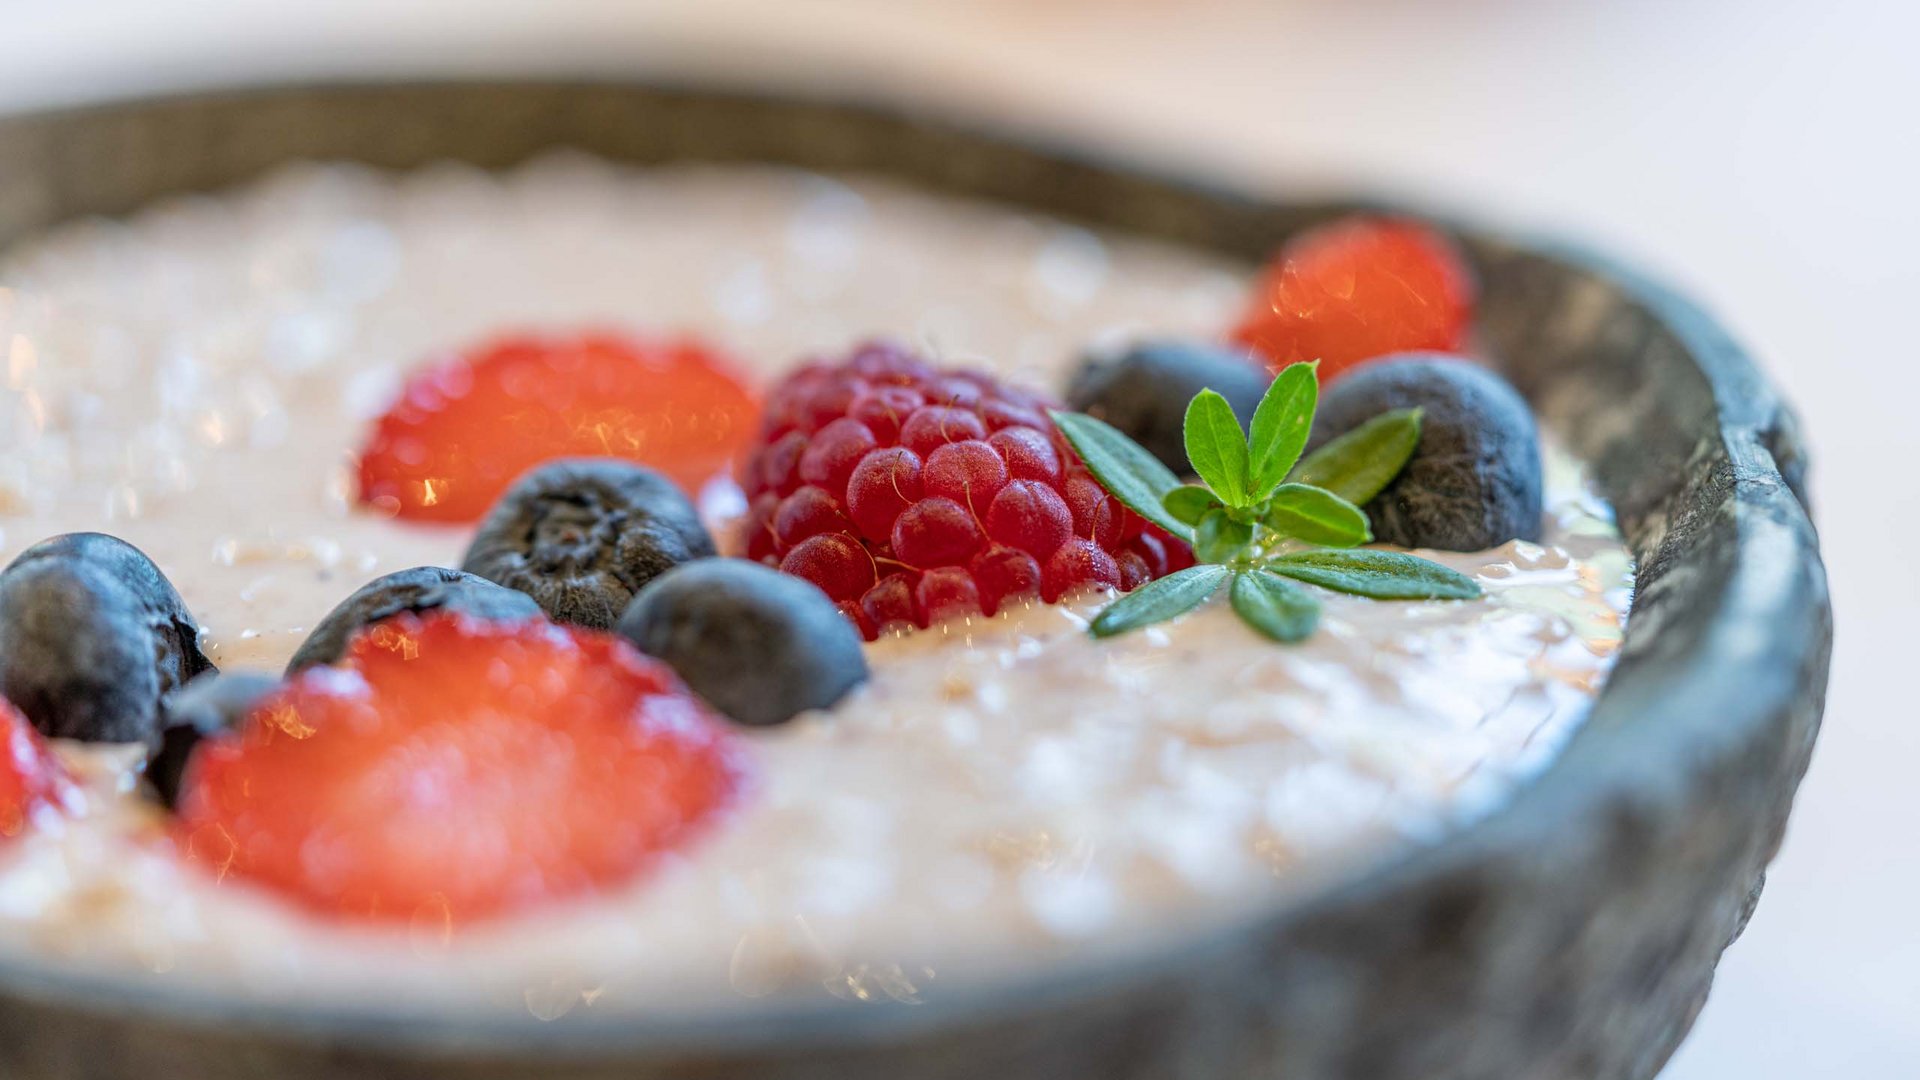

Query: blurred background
[3,1,1911,1075]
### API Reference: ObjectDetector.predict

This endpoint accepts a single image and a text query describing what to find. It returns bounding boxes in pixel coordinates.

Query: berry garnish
[356,334,759,524]
[739,342,1186,637]
[0,533,215,743]
[1304,354,1542,551]
[176,612,743,923]
[1052,360,1480,644]
[1232,217,1475,384]
[617,559,868,727]
[286,566,543,673]
[0,699,78,839]
[462,459,716,630]
[147,671,278,810]
[1066,340,1270,475]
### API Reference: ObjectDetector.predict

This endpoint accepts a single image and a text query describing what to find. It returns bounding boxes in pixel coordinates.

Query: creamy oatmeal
[0,157,1630,1011]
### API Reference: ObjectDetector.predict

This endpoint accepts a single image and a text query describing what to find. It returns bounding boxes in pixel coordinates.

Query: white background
[2,1,1913,1075]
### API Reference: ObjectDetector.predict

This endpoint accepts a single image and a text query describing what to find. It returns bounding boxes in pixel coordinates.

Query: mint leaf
[1088,565,1231,637]
[1162,484,1221,526]
[1229,570,1320,642]
[1183,389,1252,507]
[1051,411,1190,539]
[1194,507,1254,564]
[1264,483,1371,547]
[1290,407,1422,506]
[1268,549,1481,600]
[1248,361,1318,498]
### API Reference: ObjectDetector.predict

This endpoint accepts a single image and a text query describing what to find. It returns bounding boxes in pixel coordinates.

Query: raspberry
[357,334,759,523]
[740,342,1193,638]
[176,612,743,923]
[1231,217,1476,384]
[0,700,77,840]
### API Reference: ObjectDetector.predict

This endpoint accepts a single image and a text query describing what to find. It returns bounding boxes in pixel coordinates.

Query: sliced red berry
[0,700,76,840]
[739,342,1192,638]
[357,334,759,523]
[1232,217,1475,384]
[176,612,743,924]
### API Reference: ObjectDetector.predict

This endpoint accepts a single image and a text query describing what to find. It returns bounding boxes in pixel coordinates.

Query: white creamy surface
[0,158,1631,1011]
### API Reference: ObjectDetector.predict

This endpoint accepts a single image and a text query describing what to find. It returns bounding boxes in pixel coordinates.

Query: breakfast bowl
[0,81,1829,1080]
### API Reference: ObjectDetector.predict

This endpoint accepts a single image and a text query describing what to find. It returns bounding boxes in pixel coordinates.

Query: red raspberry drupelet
[739,343,1192,639]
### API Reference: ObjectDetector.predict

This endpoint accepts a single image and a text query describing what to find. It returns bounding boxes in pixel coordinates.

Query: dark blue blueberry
[462,459,717,630]
[0,532,216,743]
[286,565,543,673]
[1065,339,1271,474]
[1307,354,1543,550]
[146,670,278,810]
[616,559,868,727]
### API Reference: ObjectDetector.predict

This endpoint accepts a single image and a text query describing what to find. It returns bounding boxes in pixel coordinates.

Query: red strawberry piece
[176,612,744,924]
[356,334,760,524]
[0,700,77,840]
[739,341,1193,638]
[1232,217,1476,384]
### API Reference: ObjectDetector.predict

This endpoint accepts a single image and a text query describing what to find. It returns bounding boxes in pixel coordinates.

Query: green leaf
[1161,484,1221,526]
[1264,483,1372,547]
[1183,389,1252,507]
[1089,565,1231,638]
[1289,408,1422,506]
[1229,570,1321,643]
[1050,411,1191,540]
[1194,508,1255,564]
[1248,361,1318,498]
[1267,549,1482,600]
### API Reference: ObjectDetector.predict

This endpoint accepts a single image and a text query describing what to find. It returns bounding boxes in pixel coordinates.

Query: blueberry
[0,533,216,743]
[616,559,868,727]
[286,566,543,673]
[1307,355,1543,550]
[1066,340,1271,474]
[462,459,717,630]
[146,670,277,810]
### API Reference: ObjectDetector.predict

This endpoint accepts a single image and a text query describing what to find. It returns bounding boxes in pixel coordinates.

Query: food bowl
[0,81,1830,1080]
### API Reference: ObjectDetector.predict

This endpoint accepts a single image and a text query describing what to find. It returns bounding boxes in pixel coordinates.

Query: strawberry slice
[1232,217,1476,384]
[356,334,760,523]
[0,700,77,840]
[177,612,745,924]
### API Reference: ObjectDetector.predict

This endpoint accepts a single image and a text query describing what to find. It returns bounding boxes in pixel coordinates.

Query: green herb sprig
[1050,361,1479,643]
